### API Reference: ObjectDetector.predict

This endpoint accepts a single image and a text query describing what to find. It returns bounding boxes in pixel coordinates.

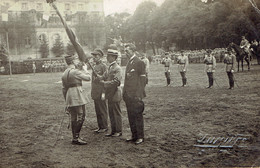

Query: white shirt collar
[109,61,116,67]
[129,54,136,61]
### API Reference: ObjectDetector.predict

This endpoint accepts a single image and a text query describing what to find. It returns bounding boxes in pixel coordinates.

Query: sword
[53,107,69,147]
[232,72,240,88]
[214,77,220,88]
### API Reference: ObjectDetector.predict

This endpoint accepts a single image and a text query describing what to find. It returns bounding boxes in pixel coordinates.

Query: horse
[228,42,250,71]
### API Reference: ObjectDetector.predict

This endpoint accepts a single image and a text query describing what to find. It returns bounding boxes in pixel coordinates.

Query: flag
[51,4,87,62]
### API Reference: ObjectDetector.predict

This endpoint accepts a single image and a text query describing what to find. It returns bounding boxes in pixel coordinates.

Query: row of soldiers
[61,44,146,145]
[42,60,67,72]
[162,48,236,89]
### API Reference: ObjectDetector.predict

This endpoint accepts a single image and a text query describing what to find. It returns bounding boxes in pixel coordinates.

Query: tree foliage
[105,0,260,51]
[51,34,64,57]
[66,42,76,56]
[74,14,105,50]
[39,35,49,58]
[0,44,8,65]
[0,11,36,54]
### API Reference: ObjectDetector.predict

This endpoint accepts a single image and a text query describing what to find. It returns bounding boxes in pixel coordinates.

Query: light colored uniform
[62,65,91,107]
[164,57,171,67]
[142,57,150,74]
[177,55,189,72]
[224,53,236,89]
[224,53,236,72]
[204,55,216,72]
[240,38,251,54]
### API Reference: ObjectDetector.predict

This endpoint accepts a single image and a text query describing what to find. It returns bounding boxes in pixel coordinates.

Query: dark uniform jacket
[123,56,146,99]
[91,62,107,100]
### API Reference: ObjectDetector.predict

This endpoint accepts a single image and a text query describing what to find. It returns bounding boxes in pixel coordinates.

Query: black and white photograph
[0,0,260,167]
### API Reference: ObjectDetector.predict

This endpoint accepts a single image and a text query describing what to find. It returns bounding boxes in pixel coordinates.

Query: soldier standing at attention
[203,49,216,88]
[91,49,108,133]
[32,61,36,75]
[177,50,189,87]
[141,53,150,84]
[163,53,172,86]
[123,43,146,145]
[61,55,91,145]
[224,48,236,89]
[98,48,123,137]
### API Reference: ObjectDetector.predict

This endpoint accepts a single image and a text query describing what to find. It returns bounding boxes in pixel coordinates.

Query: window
[25,36,31,45]
[36,3,43,10]
[78,4,84,10]
[21,3,28,10]
[65,3,70,10]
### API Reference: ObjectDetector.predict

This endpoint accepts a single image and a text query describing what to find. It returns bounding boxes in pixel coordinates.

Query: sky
[103,0,165,16]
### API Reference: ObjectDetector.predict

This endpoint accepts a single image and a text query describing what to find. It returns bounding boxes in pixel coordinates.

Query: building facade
[0,0,105,60]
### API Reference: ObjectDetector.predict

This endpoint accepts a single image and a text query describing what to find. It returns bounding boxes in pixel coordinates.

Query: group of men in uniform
[162,51,189,87]
[162,48,236,89]
[61,43,146,145]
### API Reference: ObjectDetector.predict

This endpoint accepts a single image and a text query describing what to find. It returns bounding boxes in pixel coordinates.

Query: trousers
[207,72,214,87]
[94,99,108,129]
[68,105,86,140]
[180,72,187,86]
[124,94,145,139]
[108,100,122,133]
[227,72,234,88]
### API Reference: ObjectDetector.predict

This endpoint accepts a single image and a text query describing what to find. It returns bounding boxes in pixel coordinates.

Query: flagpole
[46,1,97,76]
[6,31,12,77]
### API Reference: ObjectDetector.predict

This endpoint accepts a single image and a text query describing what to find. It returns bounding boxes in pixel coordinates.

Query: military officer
[61,55,91,145]
[91,49,108,133]
[224,48,236,89]
[203,49,216,88]
[177,51,189,87]
[99,48,123,137]
[141,53,150,84]
[240,36,250,53]
[163,53,172,86]
[123,43,146,145]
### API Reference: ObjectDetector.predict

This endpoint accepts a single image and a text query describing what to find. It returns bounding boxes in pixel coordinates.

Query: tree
[51,35,64,57]
[128,1,157,52]
[39,34,49,58]
[143,0,260,50]
[0,44,8,65]
[105,12,131,42]
[75,13,105,49]
[0,11,36,55]
[66,42,76,56]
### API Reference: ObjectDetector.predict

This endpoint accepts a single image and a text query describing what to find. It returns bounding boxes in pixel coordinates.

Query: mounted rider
[240,36,252,61]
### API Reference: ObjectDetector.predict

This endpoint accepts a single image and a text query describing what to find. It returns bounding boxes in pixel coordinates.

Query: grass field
[0,62,260,167]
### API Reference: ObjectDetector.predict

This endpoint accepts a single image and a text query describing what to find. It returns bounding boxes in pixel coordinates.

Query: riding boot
[71,121,77,141]
[231,81,234,89]
[72,121,87,145]
[167,78,170,86]
[184,78,187,86]
[209,78,213,88]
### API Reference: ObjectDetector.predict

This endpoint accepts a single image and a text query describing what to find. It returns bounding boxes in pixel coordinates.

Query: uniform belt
[227,63,233,65]
[206,63,213,65]
[179,63,185,65]
[67,83,82,88]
